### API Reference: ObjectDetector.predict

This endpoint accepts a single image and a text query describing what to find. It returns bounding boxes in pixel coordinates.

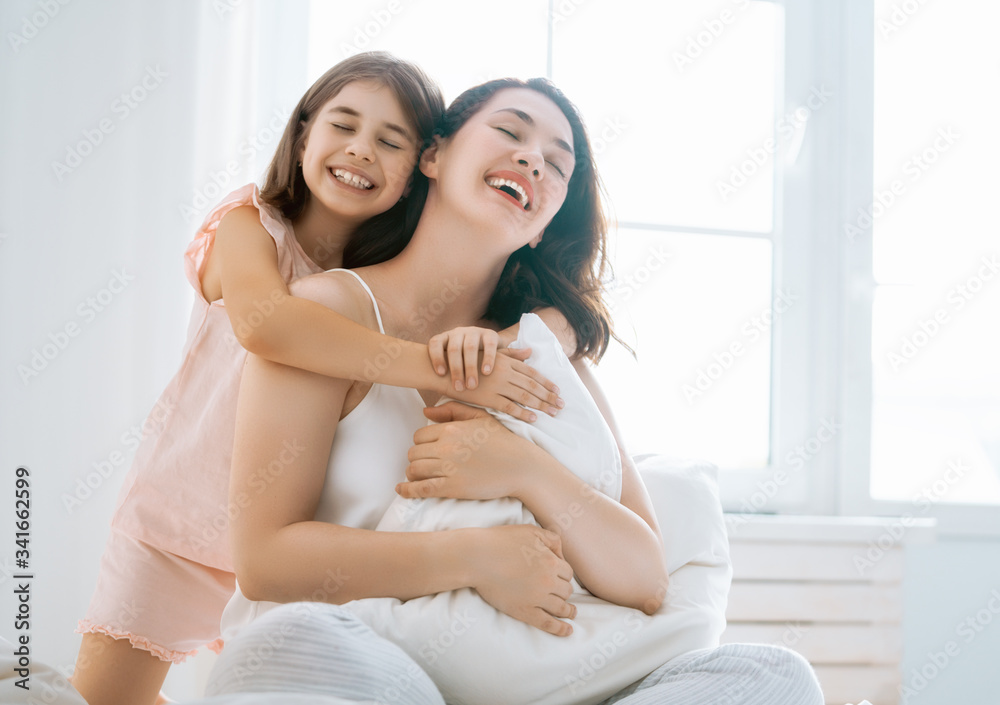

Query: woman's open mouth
[485,172,533,211]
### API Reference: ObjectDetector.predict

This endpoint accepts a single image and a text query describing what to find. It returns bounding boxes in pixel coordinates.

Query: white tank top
[220,268,428,639]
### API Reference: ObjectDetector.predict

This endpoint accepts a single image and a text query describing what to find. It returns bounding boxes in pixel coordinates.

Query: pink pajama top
[110,184,324,572]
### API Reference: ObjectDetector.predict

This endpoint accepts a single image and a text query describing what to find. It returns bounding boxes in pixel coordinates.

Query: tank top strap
[325,268,385,334]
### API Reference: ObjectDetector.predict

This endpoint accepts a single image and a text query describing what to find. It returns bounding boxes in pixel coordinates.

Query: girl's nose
[346,135,376,162]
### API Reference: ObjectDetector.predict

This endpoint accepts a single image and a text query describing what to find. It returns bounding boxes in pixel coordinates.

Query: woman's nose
[516,154,543,180]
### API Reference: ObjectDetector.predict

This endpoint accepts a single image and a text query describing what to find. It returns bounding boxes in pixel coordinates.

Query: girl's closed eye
[331,123,354,132]
[496,126,519,140]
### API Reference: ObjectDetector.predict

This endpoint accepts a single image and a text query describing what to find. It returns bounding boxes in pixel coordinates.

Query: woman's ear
[419,136,442,179]
[528,230,544,249]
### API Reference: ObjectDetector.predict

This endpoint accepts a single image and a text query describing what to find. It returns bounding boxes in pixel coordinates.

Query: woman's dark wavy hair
[258,51,444,268]
[439,78,616,362]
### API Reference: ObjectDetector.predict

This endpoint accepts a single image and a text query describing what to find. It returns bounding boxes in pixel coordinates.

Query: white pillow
[344,314,731,705]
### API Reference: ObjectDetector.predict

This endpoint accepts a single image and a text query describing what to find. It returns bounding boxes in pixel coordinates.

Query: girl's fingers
[492,397,537,424]
[499,346,532,361]
[480,332,500,377]
[428,334,449,376]
[463,335,480,389]
[512,360,561,399]
[446,335,466,391]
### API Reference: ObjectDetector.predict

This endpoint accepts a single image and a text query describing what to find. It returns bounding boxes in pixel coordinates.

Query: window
[305,0,1000,532]
[843,0,1000,533]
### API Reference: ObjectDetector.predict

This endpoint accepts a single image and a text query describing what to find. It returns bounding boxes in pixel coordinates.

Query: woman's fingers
[423,401,488,425]
[535,528,564,560]
[542,594,577,620]
[395,476,448,499]
[530,608,573,637]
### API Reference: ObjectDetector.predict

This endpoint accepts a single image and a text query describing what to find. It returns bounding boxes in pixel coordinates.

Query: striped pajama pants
[192,603,825,705]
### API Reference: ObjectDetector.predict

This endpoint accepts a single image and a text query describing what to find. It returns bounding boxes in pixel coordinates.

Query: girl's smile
[299,79,418,225]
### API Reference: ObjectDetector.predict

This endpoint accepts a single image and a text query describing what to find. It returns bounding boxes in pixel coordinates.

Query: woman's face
[423,88,576,251]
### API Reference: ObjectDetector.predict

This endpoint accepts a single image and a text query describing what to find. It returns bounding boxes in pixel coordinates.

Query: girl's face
[299,80,419,224]
[423,88,576,251]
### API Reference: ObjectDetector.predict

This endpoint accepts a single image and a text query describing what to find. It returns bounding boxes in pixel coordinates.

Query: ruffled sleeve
[183,183,258,302]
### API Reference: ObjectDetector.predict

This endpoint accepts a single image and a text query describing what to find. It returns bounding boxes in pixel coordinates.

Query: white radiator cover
[721,514,936,705]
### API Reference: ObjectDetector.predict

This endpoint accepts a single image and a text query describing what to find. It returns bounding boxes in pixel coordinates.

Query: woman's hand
[398,402,535,501]
[427,326,563,422]
[468,525,577,637]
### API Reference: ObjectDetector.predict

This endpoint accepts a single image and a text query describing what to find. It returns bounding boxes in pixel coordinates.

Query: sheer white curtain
[0,0,307,695]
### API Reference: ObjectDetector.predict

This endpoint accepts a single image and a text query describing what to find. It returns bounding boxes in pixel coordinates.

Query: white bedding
[343,314,731,705]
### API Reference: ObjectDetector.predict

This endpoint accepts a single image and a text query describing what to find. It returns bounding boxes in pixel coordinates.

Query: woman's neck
[362,199,511,343]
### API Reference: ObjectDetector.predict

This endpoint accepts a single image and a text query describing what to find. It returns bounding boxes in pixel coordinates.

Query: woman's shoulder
[289,269,381,331]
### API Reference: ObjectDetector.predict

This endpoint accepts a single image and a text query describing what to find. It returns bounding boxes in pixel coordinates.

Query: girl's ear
[528,230,544,249]
[419,136,442,179]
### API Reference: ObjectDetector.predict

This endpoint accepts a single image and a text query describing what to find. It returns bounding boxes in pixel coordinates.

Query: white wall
[902,540,1000,705]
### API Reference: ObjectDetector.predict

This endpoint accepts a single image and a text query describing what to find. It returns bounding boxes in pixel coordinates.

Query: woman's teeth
[332,168,374,190]
[485,177,529,210]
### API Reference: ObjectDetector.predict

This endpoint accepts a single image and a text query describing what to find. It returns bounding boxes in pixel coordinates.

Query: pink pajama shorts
[76,528,236,663]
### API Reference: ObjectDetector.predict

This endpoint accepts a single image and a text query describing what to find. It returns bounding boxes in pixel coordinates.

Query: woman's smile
[485,170,534,210]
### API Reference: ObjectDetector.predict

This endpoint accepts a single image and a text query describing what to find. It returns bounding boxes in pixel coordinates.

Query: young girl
[70,53,561,705]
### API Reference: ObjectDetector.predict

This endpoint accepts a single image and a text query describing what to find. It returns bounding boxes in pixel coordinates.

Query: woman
[203,79,824,705]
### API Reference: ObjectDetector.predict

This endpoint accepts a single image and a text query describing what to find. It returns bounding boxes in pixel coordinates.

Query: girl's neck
[291,195,362,270]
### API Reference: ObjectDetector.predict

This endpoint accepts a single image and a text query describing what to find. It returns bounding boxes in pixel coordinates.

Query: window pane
[308,0,548,102]
[871,0,1000,504]
[594,229,773,468]
[552,0,780,232]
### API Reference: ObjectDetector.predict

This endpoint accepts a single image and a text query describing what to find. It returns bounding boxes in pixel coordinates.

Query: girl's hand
[427,327,563,422]
[469,525,576,637]
[428,326,511,391]
[399,402,535,501]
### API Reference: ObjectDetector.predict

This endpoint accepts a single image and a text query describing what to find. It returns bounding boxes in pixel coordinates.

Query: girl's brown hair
[259,52,444,268]
[439,78,616,362]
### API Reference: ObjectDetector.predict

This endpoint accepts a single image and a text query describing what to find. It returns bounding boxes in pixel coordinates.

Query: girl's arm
[230,273,577,636]
[206,206,559,422]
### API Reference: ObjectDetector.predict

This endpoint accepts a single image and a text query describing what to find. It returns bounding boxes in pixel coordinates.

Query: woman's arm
[406,400,668,614]
[230,273,577,636]
[206,206,558,422]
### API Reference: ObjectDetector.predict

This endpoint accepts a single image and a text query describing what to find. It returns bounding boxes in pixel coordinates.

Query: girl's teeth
[333,169,373,190]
